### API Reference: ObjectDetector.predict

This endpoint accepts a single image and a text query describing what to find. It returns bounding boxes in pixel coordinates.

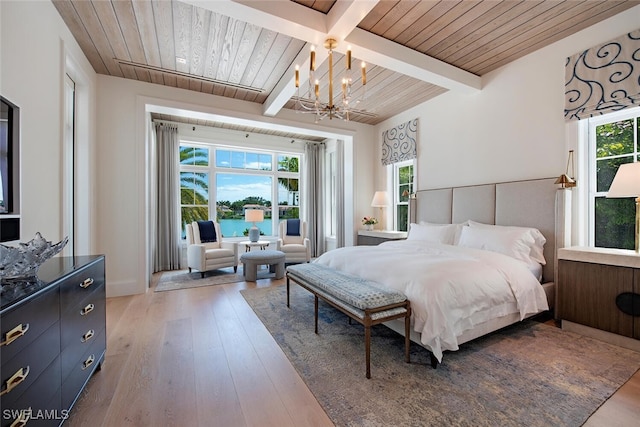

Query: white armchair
[276,219,311,264]
[186,221,238,277]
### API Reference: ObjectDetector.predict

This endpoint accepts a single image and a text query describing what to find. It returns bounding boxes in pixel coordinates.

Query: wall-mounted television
[0,96,20,216]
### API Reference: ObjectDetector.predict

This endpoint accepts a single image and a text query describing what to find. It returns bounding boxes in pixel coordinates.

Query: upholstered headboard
[410,178,557,284]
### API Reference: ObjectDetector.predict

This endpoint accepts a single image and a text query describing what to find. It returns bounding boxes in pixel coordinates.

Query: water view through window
[180,144,301,239]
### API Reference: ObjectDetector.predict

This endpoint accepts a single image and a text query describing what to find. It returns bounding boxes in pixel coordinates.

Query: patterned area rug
[155,268,243,292]
[154,267,252,292]
[241,284,640,427]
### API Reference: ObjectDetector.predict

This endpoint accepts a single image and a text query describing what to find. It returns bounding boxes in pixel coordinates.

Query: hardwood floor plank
[188,285,247,427]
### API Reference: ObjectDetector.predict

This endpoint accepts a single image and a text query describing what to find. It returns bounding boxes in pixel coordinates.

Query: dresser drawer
[60,286,106,352]
[0,357,62,427]
[0,288,59,363]
[0,322,60,407]
[61,327,105,411]
[59,259,105,315]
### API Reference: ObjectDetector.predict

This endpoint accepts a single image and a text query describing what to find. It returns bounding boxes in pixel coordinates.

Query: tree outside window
[590,111,638,249]
[394,162,414,232]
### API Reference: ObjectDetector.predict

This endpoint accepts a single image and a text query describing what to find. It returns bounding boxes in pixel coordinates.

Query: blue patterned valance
[565,29,640,121]
[381,118,417,166]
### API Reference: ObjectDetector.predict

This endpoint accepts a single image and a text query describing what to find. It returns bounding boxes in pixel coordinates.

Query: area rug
[241,284,640,427]
[154,267,247,292]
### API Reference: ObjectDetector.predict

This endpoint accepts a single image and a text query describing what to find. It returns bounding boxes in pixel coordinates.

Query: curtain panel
[381,118,418,165]
[565,29,640,121]
[152,123,181,272]
[304,142,325,257]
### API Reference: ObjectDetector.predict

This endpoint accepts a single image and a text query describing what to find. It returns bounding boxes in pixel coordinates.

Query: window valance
[565,29,640,121]
[381,118,418,166]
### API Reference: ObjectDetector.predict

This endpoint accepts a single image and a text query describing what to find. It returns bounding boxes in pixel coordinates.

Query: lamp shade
[371,191,390,207]
[607,163,640,198]
[245,209,264,222]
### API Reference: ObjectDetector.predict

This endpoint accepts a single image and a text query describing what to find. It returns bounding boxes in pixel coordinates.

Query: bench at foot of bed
[286,263,411,379]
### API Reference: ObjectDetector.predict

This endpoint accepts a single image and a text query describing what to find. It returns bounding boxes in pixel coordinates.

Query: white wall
[0,1,97,248]
[375,5,640,192]
[96,75,376,296]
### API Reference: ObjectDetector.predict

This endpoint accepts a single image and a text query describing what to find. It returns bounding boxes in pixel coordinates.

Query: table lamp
[371,191,390,229]
[607,162,640,252]
[245,209,264,242]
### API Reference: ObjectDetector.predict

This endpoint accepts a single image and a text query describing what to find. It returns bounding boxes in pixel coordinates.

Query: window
[393,161,414,232]
[179,143,301,239]
[587,108,639,249]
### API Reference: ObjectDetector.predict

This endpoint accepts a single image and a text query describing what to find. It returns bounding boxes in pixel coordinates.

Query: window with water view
[180,144,301,239]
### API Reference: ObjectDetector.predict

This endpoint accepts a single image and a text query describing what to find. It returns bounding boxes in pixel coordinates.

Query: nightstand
[557,246,640,351]
[357,230,407,246]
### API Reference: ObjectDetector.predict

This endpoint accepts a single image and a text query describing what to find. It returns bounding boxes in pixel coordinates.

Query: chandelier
[294,38,366,122]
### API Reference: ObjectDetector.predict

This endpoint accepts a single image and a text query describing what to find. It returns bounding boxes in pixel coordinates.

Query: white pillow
[420,221,467,245]
[407,223,458,245]
[467,220,546,265]
[457,225,537,265]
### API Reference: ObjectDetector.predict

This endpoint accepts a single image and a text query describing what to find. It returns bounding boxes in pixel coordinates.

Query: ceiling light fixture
[294,38,366,122]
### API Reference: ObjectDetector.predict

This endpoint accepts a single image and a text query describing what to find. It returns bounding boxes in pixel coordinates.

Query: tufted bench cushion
[285,263,411,378]
[286,263,407,310]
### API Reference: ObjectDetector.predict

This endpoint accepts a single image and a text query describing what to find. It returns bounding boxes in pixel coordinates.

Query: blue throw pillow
[197,221,217,243]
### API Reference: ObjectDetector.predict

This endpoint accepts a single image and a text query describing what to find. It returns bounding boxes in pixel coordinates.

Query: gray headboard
[410,178,557,284]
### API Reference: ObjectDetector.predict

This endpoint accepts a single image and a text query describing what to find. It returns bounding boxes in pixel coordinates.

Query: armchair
[186,221,238,277]
[276,219,311,263]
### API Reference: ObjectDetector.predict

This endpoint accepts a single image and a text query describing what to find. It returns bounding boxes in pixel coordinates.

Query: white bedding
[313,240,549,362]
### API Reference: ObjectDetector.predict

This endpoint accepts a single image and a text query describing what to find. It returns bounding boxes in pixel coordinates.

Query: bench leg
[286,277,290,308]
[314,295,319,334]
[404,309,411,364]
[365,325,371,379]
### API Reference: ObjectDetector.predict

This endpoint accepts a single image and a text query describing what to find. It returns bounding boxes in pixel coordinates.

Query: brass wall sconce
[555,150,577,188]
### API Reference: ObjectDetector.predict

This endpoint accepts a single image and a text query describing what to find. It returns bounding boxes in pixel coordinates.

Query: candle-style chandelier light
[294,37,366,122]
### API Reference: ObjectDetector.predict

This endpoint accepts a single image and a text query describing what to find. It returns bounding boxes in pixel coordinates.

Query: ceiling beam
[182,0,482,118]
[346,28,482,94]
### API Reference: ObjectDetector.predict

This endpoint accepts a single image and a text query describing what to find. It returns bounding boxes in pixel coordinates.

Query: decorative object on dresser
[0,255,106,426]
[557,246,640,351]
[0,233,68,282]
[607,162,640,252]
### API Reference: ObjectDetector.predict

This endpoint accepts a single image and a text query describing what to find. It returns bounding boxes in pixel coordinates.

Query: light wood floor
[66,275,640,427]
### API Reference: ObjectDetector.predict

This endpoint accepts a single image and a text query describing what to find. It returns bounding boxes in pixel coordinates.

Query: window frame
[179,140,303,240]
[586,107,639,248]
[391,160,415,232]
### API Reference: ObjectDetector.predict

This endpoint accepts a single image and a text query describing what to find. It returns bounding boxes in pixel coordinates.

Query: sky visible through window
[216,173,271,202]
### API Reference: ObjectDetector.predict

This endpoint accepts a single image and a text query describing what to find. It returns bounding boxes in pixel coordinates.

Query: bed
[314,178,559,363]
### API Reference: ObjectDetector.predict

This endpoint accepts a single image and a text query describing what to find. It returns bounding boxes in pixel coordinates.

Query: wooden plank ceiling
[53,0,639,130]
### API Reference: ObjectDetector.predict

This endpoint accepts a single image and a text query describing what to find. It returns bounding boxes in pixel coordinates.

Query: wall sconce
[607,162,640,252]
[555,150,576,188]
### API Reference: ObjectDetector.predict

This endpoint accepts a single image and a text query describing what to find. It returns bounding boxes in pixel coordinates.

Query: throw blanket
[197,220,217,243]
[286,219,301,236]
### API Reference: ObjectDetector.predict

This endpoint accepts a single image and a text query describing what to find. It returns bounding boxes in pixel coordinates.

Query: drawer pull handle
[80,277,94,288]
[81,329,95,343]
[1,323,29,347]
[82,354,95,370]
[9,407,31,427]
[81,303,95,316]
[0,366,30,396]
